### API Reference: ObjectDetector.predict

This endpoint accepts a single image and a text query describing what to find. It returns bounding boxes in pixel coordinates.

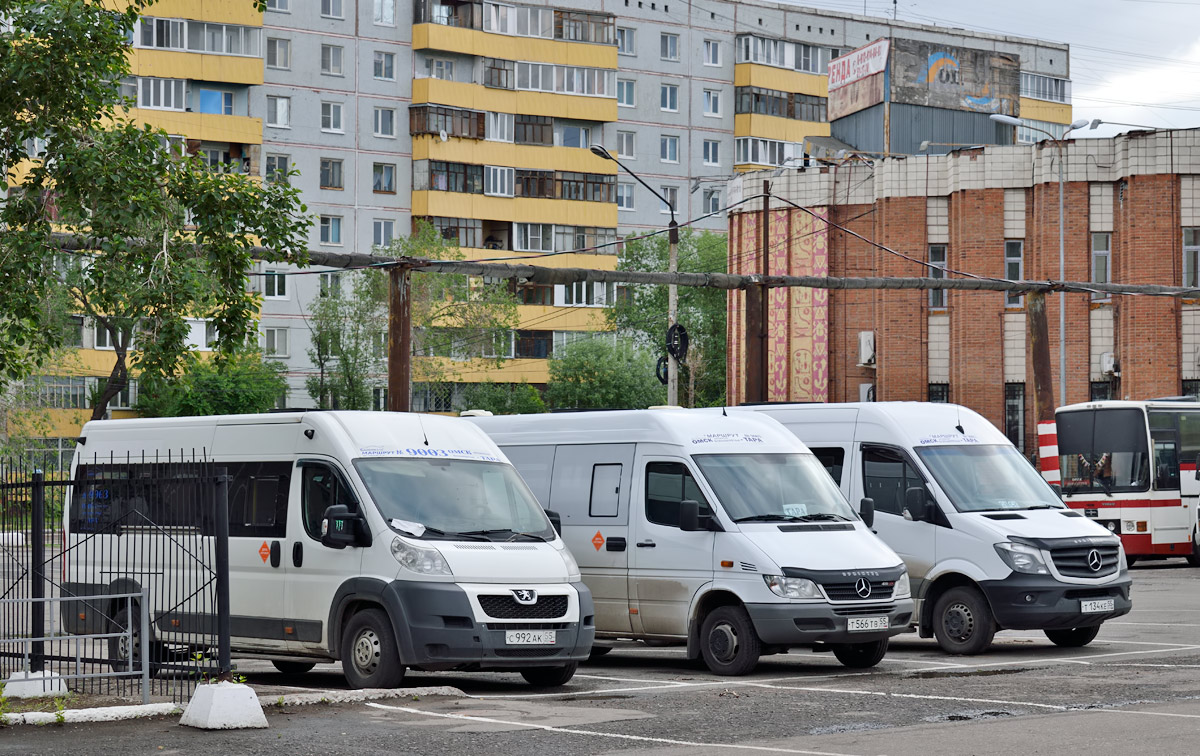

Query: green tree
[136,352,287,417]
[306,270,388,410]
[608,230,728,407]
[460,381,546,415]
[545,338,665,410]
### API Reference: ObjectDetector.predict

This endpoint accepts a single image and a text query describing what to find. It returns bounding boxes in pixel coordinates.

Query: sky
[780,0,1200,138]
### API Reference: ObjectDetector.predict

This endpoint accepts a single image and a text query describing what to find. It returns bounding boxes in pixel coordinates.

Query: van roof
[730,402,1012,448]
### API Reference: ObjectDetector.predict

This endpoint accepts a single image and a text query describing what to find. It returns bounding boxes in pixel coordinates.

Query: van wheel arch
[328,578,407,662]
[686,590,744,660]
[919,573,993,638]
[106,578,144,630]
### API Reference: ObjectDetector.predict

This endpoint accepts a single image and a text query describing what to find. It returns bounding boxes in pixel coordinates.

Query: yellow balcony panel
[515,305,609,329]
[7,408,93,439]
[411,136,616,174]
[734,113,829,143]
[413,79,617,122]
[412,191,616,226]
[734,64,827,98]
[1019,98,1072,125]
[413,24,617,69]
[448,358,551,384]
[133,0,263,25]
[130,109,263,145]
[130,50,264,87]
[461,248,619,269]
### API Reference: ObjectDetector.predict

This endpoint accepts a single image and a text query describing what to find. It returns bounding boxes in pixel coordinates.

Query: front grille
[484,622,570,631]
[1050,543,1120,578]
[479,594,568,619]
[494,648,565,658]
[832,604,896,616]
[822,580,895,601]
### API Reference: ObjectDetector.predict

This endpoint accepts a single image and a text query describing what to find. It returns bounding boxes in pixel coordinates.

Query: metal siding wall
[888,104,1014,155]
[829,104,885,155]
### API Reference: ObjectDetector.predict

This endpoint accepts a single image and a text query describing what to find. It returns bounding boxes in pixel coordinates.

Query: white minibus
[469,409,914,675]
[64,411,593,687]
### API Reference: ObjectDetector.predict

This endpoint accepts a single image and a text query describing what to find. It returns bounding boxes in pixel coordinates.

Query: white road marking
[1107,621,1200,627]
[574,673,693,685]
[738,682,1069,711]
[366,701,869,756]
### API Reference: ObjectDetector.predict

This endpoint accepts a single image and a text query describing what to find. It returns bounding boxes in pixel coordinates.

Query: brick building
[726,128,1200,453]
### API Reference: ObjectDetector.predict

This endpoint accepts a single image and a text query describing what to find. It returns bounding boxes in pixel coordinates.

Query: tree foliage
[136,352,287,417]
[608,230,728,407]
[460,381,546,415]
[545,338,665,410]
[306,270,388,410]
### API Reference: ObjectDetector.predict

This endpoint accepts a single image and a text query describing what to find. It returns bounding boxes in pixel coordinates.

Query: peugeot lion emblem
[1087,549,1104,572]
[512,589,538,605]
[854,578,872,598]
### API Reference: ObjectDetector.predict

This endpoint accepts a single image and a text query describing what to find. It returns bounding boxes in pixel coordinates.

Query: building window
[197,89,233,115]
[928,383,949,403]
[616,27,634,55]
[659,185,678,214]
[320,216,342,245]
[374,107,396,137]
[1020,72,1071,104]
[617,131,635,158]
[264,270,287,299]
[792,93,827,122]
[1091,232,1111,301]
[484,165,514,197]
[617,79,635,107]
[660,32,678,61]
[266,37,290,69]
[702,189,721,215]
[373,51,395,80]
[514,115,552,146]
[373,163,396,193]
[321,44,343,75]
[1091,380,1114,401]
[929,244,947,308]
[321,0,343,18]
[426,217,483,248]
[704,39,720,66]
[515,330,552,359]
[373,387,389,411]
[514,168,554,197]
[1185,228,1200,287]
[555,226,617,253]
[483,58,514,89]
[266,95,290,127]
[660,135,679,163]
[1005,240,1023,307]
[515,223,554,253]
[1004,382,1025,451]
[519,284,554,305]
[429,161,484,193]
[703,139,720,166]
[736,137,803,167]
[1016,118,1067,145]
[1184,380,1200,400]
[319,158,343,189]
[266,0,289,10]
[660,83,678,112]
[427,58,455,80]
[561,280,617,307]
[703,89,721,116]
[486,111,513,142]
[319,272,342,298]
[264,327,289,357]
[373,219,395,247]
[616,183,634,210]
[133,77,186,111]
[562,125,590,148]
[321,102,343,133]
[373,0,395,26]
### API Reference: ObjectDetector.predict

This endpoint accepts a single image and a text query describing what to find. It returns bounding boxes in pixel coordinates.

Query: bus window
[1057,409,1150,494]
[1152,434,1180,491]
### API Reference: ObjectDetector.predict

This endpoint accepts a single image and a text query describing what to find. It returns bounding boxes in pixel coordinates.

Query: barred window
[515,114,553,145]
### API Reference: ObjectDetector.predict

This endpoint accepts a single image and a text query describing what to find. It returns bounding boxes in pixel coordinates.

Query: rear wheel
[341,608,405,689]
[932,587,996,655]
[1187,532,1200,567]
[109,605,165,675]
[699,605,761,676]
[1044,625,1101,648]
[272,660,317,675]
[520,662,578,687]
[831,638,889,668]
[587,645,613,661]
[1126,556,1140,568]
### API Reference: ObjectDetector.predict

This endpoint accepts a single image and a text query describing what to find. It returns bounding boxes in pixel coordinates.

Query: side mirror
[1050,483,1063,499]
[859,497,875,528]
[1194,454,1200,481]
[904,487,929,522]
[321,504,360,549]
[545,509,562,535]
[679,499,701,532]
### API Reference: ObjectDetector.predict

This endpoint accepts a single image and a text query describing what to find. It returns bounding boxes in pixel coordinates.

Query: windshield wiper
[793,513,852,522]
[419,526,491,542]
[733,514,806,523]
[456,528,549,542]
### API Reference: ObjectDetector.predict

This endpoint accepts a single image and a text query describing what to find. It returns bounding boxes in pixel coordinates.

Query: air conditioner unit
[1100,352,1117,376]
[857,331,876,367]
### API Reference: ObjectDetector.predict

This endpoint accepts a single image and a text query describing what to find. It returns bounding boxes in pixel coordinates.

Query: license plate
[1081,599,1115,613]
[847,616,889,632]
[505,630,556,645]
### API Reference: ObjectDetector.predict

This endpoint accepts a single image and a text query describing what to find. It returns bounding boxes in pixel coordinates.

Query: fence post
[214,467,231,679]
[30,471,45,674]
[139,593,150,705]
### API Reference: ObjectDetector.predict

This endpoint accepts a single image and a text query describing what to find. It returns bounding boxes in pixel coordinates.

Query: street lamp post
[990,114,1089,409]
[590,144,681,405]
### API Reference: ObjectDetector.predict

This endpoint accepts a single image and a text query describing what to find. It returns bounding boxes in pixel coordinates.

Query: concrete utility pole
[387,265,412,412]
[744,181,771,403]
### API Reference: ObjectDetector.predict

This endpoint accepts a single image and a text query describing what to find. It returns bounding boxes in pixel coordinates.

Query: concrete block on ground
[180,682,268,729]
[3,671,68,698]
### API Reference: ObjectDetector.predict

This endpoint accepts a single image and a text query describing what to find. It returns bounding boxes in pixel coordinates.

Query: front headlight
[559,545,581,582]
[764,575,823,600]
[1118,544,1128,572]
[391,537,452,576]
[994,541,1049,575]
[893,571,911,599]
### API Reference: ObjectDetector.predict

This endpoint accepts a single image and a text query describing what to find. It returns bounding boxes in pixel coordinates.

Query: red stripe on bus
[1119,534,1190,556]
[1182,463,1197,471]
[1065,499,1182,509]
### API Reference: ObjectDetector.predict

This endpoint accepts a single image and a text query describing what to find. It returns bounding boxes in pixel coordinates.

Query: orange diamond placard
[259,541,271,563]
[592,531,605,551]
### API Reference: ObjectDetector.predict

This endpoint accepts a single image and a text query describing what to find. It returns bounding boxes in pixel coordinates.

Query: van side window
[228,462,291,538]
[301,464,356,540]
[810,447,845,486]
[861,446,925,517]
[645,462,712,527]
[590,464,622,517]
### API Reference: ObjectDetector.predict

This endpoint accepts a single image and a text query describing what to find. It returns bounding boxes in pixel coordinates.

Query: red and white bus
[1052,400,1200,566]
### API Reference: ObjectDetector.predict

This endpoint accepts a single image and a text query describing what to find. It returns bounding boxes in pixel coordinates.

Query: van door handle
[270,540,281,568]
[636,540,656,548]
[293,541,303,568]
[606,537,627,552]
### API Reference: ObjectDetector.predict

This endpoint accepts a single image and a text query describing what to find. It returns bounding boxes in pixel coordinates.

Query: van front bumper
[980,573,1132,630]
[383,580,595,670]
[746,598,914,646]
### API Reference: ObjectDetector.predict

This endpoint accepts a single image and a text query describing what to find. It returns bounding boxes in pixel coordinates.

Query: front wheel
[832,638,889,668]
[699,605,762,676]
[520,662,578,687]
[341,608,405,689]
[932,586,996,655]
[1045,625,1101,648]
[1187,533,1200,567]
[272,660,317,675]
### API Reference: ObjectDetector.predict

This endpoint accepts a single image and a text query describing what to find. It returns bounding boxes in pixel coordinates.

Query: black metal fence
[0,452,230,704]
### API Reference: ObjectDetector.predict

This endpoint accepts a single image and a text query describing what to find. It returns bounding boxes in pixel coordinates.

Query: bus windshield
[916,444,1063,512]
[353,458,554,540]
[693,453,858,522]
[1056,408,1150,495]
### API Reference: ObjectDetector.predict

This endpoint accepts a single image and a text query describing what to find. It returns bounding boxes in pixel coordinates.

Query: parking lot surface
[6,561,1200,755]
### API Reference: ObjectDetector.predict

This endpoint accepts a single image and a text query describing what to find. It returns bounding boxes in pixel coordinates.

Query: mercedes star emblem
[1087,549,1104,572]
[855,577,872,598]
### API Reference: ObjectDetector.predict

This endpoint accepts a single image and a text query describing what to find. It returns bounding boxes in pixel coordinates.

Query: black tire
[932,586,996,655]
[699,605,762,676]
[1187,534,1200,567]
[520,662,578,687]
[1126,556,1139,568]
[109,605,164,675]
[272,660,317,675]
[341,608,405,689]
[1044,625,1101,648]
[587,645,613,661]
[831,638,889,668]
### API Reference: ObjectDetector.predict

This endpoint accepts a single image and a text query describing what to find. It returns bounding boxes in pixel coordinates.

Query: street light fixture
[990,113,1090,408]
[590,144,682,405]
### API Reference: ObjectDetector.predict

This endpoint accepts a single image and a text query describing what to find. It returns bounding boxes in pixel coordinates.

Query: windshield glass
[352,458,554,540]
[916,444,1063,512]
[693,453,857,521]
[1056,408,1150,494]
